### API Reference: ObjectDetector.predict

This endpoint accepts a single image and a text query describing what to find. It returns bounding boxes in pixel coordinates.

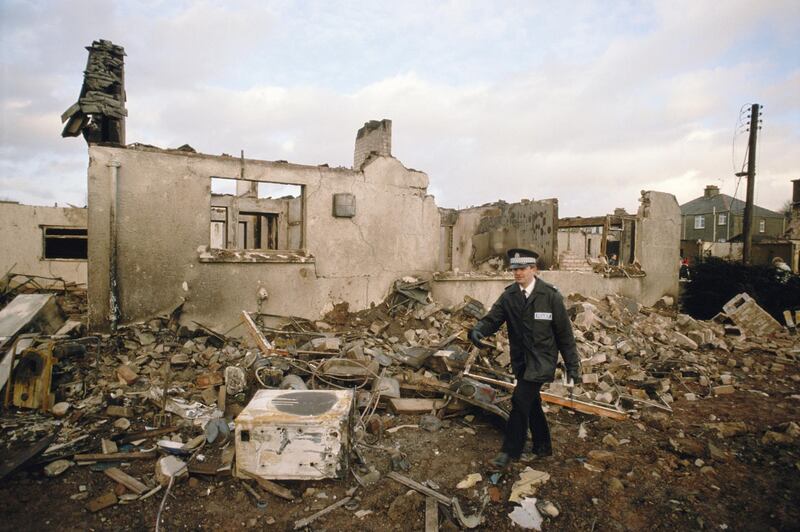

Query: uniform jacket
[473,277,580,383]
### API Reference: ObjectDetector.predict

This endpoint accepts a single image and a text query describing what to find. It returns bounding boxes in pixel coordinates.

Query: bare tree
[781,199,793,221]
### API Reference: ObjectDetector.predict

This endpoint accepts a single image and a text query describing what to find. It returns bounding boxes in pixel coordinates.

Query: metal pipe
[108,160,121,332]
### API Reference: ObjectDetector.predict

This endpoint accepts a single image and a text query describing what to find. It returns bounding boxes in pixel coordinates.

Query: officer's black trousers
[501,380,551,458]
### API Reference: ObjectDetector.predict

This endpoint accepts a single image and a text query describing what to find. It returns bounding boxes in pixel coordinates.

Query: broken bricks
[3,273,798,530]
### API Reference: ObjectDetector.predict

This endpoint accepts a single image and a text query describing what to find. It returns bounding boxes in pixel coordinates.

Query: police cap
[507,248,539,269]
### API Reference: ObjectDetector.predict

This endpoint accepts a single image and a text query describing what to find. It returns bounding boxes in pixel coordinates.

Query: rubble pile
[0,280,798,530]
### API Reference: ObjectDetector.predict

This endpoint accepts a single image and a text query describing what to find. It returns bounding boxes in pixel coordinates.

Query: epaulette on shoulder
[538,279,560,293]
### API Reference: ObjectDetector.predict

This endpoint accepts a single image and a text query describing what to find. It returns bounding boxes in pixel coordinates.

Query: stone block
[116,365,138,385]
[106,405,134,417]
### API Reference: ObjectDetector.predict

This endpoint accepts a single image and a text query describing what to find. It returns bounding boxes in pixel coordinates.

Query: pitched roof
[680,193,783,218]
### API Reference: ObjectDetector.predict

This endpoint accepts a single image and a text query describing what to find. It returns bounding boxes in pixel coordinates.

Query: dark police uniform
[473,276,580,458]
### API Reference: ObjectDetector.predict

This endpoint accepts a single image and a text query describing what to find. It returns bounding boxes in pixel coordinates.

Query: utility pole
[741,103,760,264]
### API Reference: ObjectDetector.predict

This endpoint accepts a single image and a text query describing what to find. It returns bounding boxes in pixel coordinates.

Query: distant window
[43,227,87,259]
[718,213,726,225]
[694,215,705,229]
[210,177,303,250]
[210,207,227,248]
[759,219,765,233]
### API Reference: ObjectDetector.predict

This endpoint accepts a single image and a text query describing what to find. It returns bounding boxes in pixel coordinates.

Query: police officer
[469,248,580,469]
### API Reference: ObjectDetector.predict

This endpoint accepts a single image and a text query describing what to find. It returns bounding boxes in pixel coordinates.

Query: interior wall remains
[445,199,558,271]
[433,190,681,308]
[87,146,440,333]
[0,202,88,287]
[634,190,680,302]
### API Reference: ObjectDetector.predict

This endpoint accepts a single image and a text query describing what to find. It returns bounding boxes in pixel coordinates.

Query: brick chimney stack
[704,185,720,198]
[354,119,392,170]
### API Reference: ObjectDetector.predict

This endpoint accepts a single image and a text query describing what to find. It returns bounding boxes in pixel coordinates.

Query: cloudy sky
[1,0,798,216]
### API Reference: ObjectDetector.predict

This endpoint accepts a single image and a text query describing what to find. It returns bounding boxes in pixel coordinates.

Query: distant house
[680,185,785,243]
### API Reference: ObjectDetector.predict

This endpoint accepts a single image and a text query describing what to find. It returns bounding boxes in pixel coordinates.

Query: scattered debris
[509,468,551,503]
[508,497,544,530]
[456,472,482,489]
[293,496,352,530]
[0,279,797,530]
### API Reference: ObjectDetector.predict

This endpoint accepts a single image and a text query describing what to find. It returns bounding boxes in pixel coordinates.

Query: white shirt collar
[521,277,536,298]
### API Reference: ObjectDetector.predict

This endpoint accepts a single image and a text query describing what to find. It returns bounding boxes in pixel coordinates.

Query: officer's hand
[567,370,580,384]
[468,329,485,347]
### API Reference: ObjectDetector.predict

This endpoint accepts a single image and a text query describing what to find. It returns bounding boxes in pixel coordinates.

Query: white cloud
[0,0,798,217]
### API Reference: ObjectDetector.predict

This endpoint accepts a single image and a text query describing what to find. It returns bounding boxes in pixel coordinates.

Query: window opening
[42,227,88,260]
[210,177,303,250]
[210,207,227,248]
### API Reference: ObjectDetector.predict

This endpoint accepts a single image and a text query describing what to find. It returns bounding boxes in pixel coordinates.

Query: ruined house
[0,40,683,334]
[0,201,88,287]
[84,118,680,334]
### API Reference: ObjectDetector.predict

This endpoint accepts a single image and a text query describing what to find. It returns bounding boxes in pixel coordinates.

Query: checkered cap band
[509,255,536,266]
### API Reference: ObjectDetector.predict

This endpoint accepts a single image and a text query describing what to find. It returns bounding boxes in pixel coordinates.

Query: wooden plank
[539,392,627,420]
[425,496,439,532]
[74,451,156,462]
[111,426,178,444]
[462,346,479,376]
[388,398,451,414]
[463,372,627,421]
[44,434,90,455]
[253,477,295,500]
[241,311,276,356]
[86,492,117,513]
[187,462,220,476]
[293,496,351,530]
[104,467,147,494]
[386,472,451,506]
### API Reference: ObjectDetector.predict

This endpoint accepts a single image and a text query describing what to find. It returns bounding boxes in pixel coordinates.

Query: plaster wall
[431,271,661,310]
[635,191,680,302]
[0,202,87,286]
[558,230,586,255]
[87,147,439,332]
[433,190,681,309]
[449,200,558,271]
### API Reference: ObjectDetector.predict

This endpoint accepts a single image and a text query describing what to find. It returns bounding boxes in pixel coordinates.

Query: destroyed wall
[446,199,558,271]
[0,202,88,286]
[558,230,585,256]
[557,230,604,260]
[634,190,680,302]
[432,191,680,308]
[87,146,440,333]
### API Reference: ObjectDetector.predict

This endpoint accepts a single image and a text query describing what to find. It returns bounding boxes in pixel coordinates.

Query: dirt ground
[1,342,798,531]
